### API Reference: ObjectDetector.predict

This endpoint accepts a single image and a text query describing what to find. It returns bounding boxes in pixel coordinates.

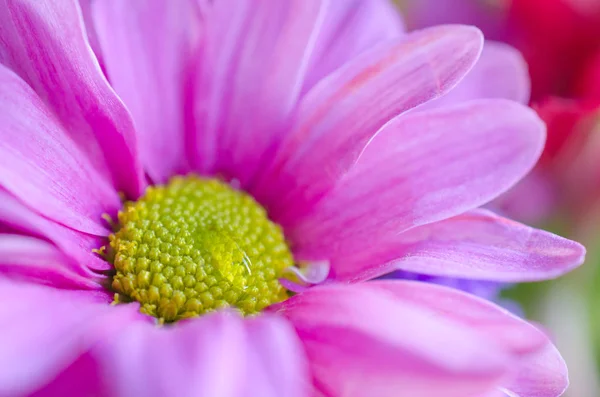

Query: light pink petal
[0,234,101,290]
[501,342,568,397]
[302,0,404,93]
[192,0,326,184]
[290,100,546,272]
[364,282,569,396]
[307,208,584,283]
[0,281,140,397]
[0,0,145,197]
[0,189,111,272]
[273,282,512,397]
[97,312,309,397]
[0,65,121,236]
[422,41,531,110]
[367,280,549,357]
[387,209,584,282]
[481,391,512,397]
[77,0,104,70]
[92,0,202,183]
[254,25,484,222]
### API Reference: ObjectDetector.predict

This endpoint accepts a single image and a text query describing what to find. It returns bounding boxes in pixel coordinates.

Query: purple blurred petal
[381,270,504,301]
[402,0,508,41]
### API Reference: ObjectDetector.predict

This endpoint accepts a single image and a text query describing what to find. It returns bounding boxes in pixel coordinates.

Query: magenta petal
[0,65,120,236]
[255,25,484,221]
[0,234,101,290]
[362,209,584,283]
[274,283,511,397]
[192,0,326,183]
[302,0,404,93]
[97,312,309,397]
[0,189,111,272]
[422,41,531,109]
[92,0,201,183]
[0,0,145,197]
[31,352,106,397]
[0,281,139,397]
[306,207,585,283]
[290,99,546,273]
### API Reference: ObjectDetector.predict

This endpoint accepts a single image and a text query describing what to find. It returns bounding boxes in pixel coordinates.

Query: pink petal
[77,0,104,70]
[0,65,121,236]
[390,209,584,282]
[191,0,326,183]
[97,312,309,397]
[501,342,568,397]
[0,189,111,272]
[481,391,512,397]
[92,0,202,183]
[367,280,549,358]
[273,282,512,397]
[308,208,584,283]
[241,315,311,397]
[254,25,484,222]
[364,282,569,396]
[0,281,140,397]
[290,99,546,275]
[422,41,531,110]
[301,0,405,93]
[0,0,145,197]
[0,234,101,290]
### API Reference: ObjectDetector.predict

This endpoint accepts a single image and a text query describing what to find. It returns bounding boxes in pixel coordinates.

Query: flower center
[107,175,293,322]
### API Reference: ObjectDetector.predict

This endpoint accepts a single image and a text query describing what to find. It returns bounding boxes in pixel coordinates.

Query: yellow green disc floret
[108,176,293,322]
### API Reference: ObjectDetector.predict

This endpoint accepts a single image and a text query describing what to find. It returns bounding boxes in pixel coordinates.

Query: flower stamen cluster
[108,176,293,322]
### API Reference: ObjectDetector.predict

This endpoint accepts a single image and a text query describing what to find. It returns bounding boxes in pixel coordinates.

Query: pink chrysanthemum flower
[0,1,585,396]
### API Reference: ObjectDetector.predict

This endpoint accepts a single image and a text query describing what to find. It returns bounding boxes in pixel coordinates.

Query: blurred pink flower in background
[0,0,586,396]
[400,0,600,228]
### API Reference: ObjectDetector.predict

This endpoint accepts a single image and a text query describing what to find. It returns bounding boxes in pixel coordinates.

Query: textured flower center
[107,175,293,322]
